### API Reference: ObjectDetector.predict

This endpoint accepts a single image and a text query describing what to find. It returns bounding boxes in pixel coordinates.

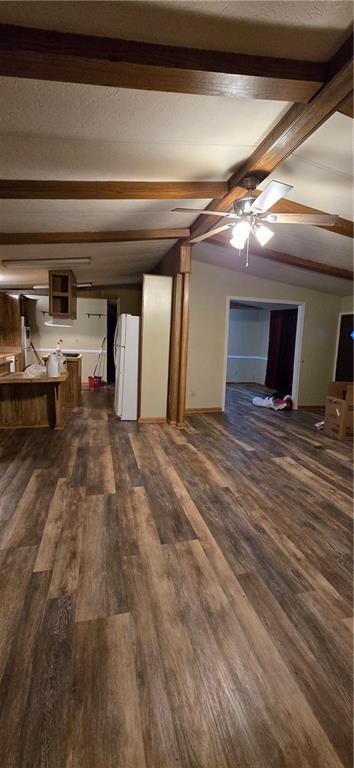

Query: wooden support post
[168,273,183,425]
[160,242,191,427]
[177,271,190,428]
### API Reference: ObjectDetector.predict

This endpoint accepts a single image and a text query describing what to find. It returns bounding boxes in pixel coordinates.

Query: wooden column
[157,241,191,427]
[167,273,183,425]
[177,271,190,428]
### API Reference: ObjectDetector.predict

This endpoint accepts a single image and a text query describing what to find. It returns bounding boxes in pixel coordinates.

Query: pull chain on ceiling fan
[172,176,338,268]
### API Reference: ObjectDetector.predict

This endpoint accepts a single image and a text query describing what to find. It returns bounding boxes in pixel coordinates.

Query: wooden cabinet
[49,270,77,319]
[0,293,21,346]
[0,360,11,376]
[0,372,67,429]
[63,355,82,407]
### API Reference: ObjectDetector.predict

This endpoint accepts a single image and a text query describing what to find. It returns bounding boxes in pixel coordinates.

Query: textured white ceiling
[262,225,353,271]
[0,1,351,59]
[0,79,289,183]
[0,3,352,291]
[0,199,213,231]
[194,243,352,297]
[259,113,354,219]
[0,240,170,287]
[0,79,290,145]
[0,81,290,285]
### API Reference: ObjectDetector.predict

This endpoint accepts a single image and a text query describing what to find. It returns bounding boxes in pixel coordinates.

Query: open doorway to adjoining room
[333,312,354,382]
[223,297,304,412]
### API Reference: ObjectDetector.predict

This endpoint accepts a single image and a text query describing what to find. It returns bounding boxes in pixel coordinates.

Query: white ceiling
[0,1,351,59]
[0,1,352,292]
[0,240,171,287]
[194,243,352,297]
[257,224,353,271]
[0,79,290,147]
[259,113,353,219]
[0,79,291,285]
[0,199,213,232]
[0,79,289,181]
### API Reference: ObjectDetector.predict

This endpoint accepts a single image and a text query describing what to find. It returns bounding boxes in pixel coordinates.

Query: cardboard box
[324,381,353,441]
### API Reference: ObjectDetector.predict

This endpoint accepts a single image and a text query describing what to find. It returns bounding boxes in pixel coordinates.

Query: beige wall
[140,274,172,420]
[341,294,354,313]
[29,296,107,382]
[187,260,342,409]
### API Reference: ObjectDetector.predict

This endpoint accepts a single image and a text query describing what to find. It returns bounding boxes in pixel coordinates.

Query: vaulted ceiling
[0,0,352,295]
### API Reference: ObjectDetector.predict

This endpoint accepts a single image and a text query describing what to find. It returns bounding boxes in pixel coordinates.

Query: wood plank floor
[0,384,352,768]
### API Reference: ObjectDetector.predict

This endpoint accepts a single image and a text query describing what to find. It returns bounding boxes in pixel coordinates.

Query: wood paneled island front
[0,371,68,429]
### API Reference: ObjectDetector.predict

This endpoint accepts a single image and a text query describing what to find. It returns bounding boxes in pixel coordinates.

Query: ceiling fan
[172,176,337,265]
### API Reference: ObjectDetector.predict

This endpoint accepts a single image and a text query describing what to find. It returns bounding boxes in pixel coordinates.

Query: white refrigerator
[114,314,140,420]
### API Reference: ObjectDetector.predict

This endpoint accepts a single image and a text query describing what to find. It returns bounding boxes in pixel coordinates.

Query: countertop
[42,353,83,361]
[0,371,68,384]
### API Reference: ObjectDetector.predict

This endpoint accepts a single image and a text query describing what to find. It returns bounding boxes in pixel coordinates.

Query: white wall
[29,296,107,382]
[187,259,342,409]
[227,307,270,383]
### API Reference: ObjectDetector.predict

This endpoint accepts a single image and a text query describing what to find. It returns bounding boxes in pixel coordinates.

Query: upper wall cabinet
[0,292,21,346]
[49,270,77,319]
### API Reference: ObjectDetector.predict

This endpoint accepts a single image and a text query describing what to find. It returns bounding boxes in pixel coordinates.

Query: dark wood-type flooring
[0,384,352,768]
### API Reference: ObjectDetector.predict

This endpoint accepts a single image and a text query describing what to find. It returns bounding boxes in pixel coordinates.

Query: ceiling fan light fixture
[255,224,274,246]
[230,221,250,249]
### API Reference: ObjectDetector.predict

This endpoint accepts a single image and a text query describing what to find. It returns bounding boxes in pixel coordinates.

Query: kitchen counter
[0,372,67,384]
[0,371,68,429]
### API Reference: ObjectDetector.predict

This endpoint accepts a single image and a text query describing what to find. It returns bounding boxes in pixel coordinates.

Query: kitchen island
[0,371,68,429]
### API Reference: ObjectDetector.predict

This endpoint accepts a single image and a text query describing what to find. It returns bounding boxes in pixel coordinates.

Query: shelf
[49,269,77,320]
[51,274,69,293]
[52,295,69,315]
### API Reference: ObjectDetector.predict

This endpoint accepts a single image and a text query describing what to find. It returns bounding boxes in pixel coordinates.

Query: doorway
[223,297,304,410]
[106,300,118,384]
[265,308,298,393]
[334,313,354,381]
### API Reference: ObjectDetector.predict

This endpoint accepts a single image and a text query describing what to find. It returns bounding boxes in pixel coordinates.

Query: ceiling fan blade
[265,213,338,226]
[189,224,233,244]
[251,180,293,213]
[172,207,236,218]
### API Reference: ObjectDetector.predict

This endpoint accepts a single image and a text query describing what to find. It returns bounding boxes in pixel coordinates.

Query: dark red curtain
[265,309,298,393]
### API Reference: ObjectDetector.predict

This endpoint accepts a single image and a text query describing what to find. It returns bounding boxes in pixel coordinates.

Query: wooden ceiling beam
[185,34,353,243]
[0,180,226,200]
[211,234,353,281]
[0,23,326,102]
[0,228,190,245]
[337,91,353,118]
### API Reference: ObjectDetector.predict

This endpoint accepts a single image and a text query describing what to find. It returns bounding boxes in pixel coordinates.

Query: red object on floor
[88,375,102,389]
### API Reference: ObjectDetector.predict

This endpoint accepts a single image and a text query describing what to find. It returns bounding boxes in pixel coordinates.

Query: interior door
[335,313,354,381]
